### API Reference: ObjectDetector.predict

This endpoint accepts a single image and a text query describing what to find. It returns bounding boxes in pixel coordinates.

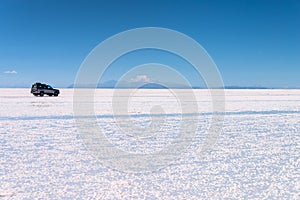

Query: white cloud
[130,75,151,83]
[4,70,17,74]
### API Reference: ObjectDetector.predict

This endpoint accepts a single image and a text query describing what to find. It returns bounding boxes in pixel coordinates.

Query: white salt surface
[0,89,299,199]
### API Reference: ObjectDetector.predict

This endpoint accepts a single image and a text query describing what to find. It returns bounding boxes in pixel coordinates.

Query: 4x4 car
[31,82,60,96]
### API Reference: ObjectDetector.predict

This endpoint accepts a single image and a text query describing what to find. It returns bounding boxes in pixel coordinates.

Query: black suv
[31,82,60,96]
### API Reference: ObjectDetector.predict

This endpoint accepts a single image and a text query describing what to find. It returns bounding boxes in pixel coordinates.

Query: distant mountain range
[224,86,270,89]
[67,80,280,89]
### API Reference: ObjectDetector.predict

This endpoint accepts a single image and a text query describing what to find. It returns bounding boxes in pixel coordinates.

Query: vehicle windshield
[47,85,53,89]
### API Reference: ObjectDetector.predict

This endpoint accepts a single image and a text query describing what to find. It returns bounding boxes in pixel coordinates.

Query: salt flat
[0,89,299,199]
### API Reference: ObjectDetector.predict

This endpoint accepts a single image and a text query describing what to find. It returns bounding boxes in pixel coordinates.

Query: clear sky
[0,0,299,88]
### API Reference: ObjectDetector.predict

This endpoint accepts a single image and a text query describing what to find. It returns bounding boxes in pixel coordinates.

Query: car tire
[54,92,58,97]
[40,92,44,97]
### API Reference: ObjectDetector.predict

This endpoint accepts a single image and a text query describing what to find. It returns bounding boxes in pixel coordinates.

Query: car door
[47,85,54,94]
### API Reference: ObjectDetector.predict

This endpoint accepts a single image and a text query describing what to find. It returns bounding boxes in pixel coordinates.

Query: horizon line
[1,86,300,89]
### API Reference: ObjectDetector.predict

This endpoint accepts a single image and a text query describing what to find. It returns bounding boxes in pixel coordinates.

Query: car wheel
[54,92,58,96]
[40,92,44,97]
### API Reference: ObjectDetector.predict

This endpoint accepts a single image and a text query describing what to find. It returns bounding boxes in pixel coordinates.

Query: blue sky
[0,0,299,88]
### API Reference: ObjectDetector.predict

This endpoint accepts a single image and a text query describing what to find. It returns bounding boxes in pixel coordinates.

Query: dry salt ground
[0,89,299,199]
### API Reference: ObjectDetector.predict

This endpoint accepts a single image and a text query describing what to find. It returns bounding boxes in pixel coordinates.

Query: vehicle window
[47,85,53,89]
